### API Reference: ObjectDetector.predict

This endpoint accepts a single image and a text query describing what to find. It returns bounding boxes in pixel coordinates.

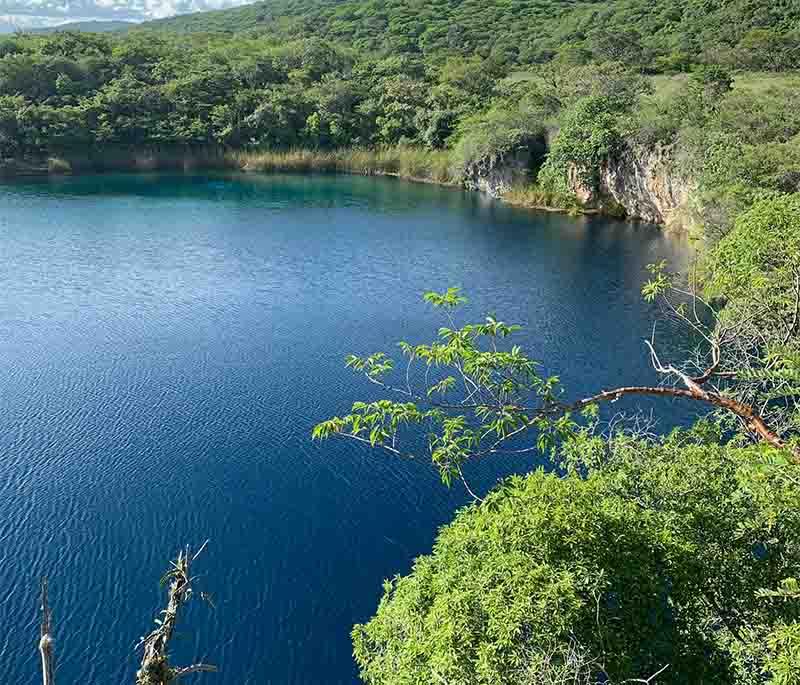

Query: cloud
[0,0,259,26]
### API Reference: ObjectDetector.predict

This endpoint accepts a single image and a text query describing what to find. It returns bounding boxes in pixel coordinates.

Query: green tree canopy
[353,430,800,684]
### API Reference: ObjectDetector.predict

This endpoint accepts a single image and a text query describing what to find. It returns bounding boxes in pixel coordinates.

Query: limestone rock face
[463,139,694,229]
[600,144,693,225]
[570,144,694,227]
[462,146,534,198]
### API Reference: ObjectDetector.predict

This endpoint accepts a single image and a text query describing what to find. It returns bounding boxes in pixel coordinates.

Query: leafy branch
[315,285,799,496]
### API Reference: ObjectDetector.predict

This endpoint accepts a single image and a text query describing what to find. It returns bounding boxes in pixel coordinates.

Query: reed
[233,147,460,184]
[47,156,73,174]
[2,145,461,185]
[502,183,580,212]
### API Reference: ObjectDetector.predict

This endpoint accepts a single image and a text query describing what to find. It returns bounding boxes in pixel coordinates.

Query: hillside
[1,0,799,232]
[137,0,800,68]
[141,1,280,34]
[33,20,137,34]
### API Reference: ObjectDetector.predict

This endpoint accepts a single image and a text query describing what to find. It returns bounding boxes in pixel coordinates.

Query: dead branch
[136,542,216,685]
[622,663,670,684]
[571,379,794,461]
[783,269,800,344]
[39,577,55,685]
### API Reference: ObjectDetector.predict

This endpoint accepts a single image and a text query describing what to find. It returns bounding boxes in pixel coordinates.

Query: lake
[0,173,692,684]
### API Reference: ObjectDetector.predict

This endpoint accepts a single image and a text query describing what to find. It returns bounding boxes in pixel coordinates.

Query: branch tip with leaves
[315,285,799,495]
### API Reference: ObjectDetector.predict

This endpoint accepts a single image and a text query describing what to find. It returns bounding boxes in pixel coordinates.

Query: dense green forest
[5,1,800,683]
[143,0,800,72]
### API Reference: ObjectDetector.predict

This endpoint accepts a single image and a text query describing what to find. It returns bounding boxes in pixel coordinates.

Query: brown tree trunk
[576,384,798,463]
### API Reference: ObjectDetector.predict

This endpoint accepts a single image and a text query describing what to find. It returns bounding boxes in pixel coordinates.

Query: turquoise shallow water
[0,173,692,684]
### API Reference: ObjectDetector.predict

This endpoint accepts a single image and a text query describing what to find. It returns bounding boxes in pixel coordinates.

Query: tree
[304,74,366,147]
[210,90,265,146]
[110,35,176,84]
[737,29,800,72]
[16,103,91,150]
[37,543,215,685]
[135,543,217,685]
[699,194,800,440]
[39,31,112,60]
[685,66,733,123]
[535,96,625,205]
[588,28,645,68]
[233,56,287,89]
[0,94,25,156]
[242,84,314,148]
[364,73,428,146]
[91,75,171,145]
[0,37,23,59]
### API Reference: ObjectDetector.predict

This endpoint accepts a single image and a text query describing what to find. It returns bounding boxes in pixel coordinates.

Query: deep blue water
[0,173,693,684]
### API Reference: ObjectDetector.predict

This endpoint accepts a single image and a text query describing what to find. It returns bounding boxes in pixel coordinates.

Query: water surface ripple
[0,173,692,684]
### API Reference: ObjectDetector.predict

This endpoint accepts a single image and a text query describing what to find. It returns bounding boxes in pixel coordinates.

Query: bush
[451,98,546,173]
[353,430,800,684]
[539,96,626,195]
[502,183,577,211]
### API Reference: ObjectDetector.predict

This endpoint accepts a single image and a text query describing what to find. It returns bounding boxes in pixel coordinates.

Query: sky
[0,0,259,31]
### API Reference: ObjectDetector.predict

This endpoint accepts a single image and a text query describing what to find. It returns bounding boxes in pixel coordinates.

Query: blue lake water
[0,173,693,684]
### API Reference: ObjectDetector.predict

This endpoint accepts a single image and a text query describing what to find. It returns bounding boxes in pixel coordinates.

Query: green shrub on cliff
[451,99,546,173]
[538,96,627,196]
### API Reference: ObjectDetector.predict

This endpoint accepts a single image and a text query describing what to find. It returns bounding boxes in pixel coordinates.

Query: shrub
[539,96,625,196]
[353,431,800,684]
[451,99,546,174]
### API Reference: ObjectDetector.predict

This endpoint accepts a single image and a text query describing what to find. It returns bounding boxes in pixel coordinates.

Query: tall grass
[502,183,580,212]
[4,144,606,219]
[47,156,73,174]
[233,147,459,184]
[2,145,459,185]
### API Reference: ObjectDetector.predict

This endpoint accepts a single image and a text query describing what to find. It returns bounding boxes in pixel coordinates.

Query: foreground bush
[352,429,800,684]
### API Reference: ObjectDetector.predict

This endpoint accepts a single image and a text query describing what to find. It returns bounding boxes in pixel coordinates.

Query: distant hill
[141,2,280,34]
[33,20,138,34]
[135,0,800,66]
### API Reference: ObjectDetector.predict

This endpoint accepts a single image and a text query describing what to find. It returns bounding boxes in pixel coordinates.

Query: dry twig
[39,577,55,685]
[136,541,216,685]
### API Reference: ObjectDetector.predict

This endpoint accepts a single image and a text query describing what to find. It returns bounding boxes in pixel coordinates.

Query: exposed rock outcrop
[462,140,541,198]
[465,139,694,230]
[569,144,694,228]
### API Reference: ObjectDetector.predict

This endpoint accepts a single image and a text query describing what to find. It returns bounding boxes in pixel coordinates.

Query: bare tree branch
[39,577,55,685]
[622,663,670,684]
[136,543,217,685]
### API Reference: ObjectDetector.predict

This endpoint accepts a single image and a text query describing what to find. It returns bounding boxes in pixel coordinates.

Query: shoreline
[0,151,610,221]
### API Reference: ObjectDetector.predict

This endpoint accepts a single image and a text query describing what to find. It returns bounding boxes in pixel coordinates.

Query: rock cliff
[465,140,694,229]
[574,143,694,227]
[461,141,540,198]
